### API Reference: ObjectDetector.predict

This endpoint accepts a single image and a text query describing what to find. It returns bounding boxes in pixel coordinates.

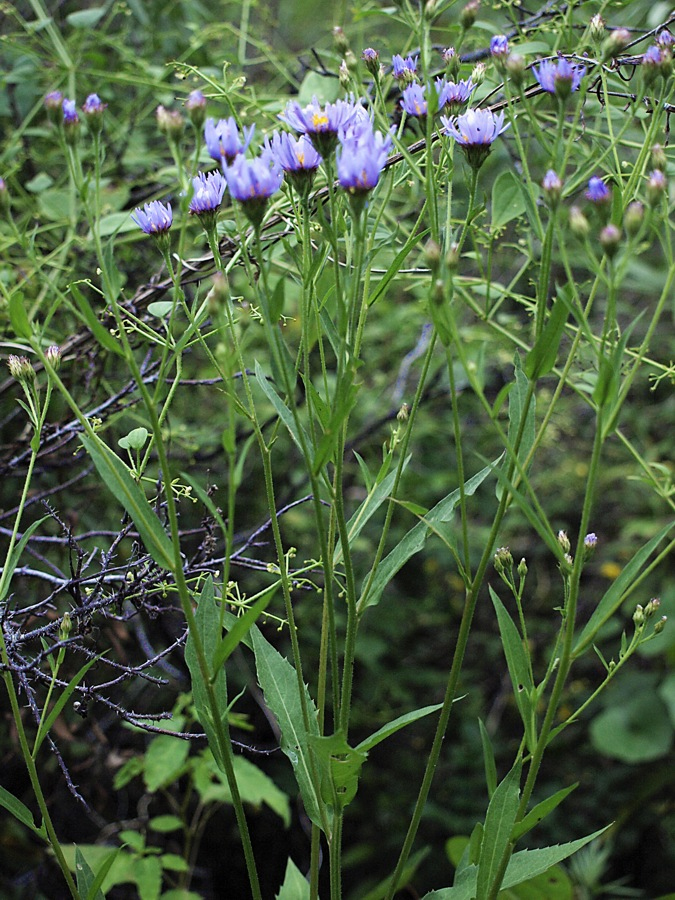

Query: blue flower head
[585,176,611,204]
[189,171,227,216]
[132,200,173,235]
[83,94,106,116]
[205,117,255,167]
[279,96,362,156]
[436,77,475,115]
[534,56,585,99]
[336,123,392,214]
[62,98,79,124]
[224,151,283,227]
[400,83,428,117]
[392,54,418,82]
[266,132,322,199]
[441,107,510,169]
[490,35,509,58]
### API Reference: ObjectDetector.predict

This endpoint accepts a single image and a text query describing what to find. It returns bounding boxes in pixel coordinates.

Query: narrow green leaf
[478,719,498,799]
[0,516,49,603]
[356,703,443,754]
[477,762,522,898]
[360,457,501,612]
[185,578,229,771]
[34,655,99,754]
[9,291,32,338]
[269,277,285,324]
[80,432,175,572]
[210,585,277,677]
[524,289,569,380]
[490,588,535,749]
[422,826,610,899]
[276,858,310,900]
[497,352,535,500]
[254,360,311,457]
[0,785,46,838]
[573,520,675,656]
[68,282,123,355]
[250,626,325,830]
[334,457,411,566]
[511,783,578,842]
[308,730,367,810]
[76,846,101,900]
[501,826,611,890]
[84,846,121,900]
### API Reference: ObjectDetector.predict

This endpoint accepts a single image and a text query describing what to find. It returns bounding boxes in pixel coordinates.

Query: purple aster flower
[204,117,255,167]
[436,77,475,114]
[224,151,283,227]
[534,56,586,99]
[490,35,509,58]
[266,131,322,198]
[131,200,173,234]
[336,124,392,210]
[267,131,322,172]
[62,98,79,124]
[585,176,611,204]
[280,96,362,156]
[82,94,106,116]
[643,45,662,65]
[188,171,226,215]
[392,54,418,81]
[657,29,674,48]
[362,48,380,77]
[400,83,428,117]
[441,107,510,169]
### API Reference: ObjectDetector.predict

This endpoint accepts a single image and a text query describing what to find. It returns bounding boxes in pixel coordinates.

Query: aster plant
[279,96,363,157]
[224,151,283,228]
[534,55,586,99]
[205,116,255,167]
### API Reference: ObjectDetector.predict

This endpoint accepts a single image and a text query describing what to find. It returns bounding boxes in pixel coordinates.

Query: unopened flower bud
[185,89,207,130]
[0,177,8,211]
[590,14,605,42]
[505,53,525,87]
[624,201,644,236]
[602,28,630,60]
[424,239,442,271]
[658,47,673,77]
[599,223,621,258]
[362,48,380,78]
[446,243,460,271]
[647,168,668,205]
[333,26,350,54]
[493,546,513,574]
[206,271,229,314]
[45,345,62,371]
[557,530,571,554]
[44,90,64,125]
[569,205,590,238]
[517,558,528,578]
[339,60,351,89]
[470,62,487,86]
[633,603,645,626]
[651,144,667,172]
[657,30,674,49]
[59,611,72,640]
[490,35,509,70]
[645,597,660,617]
[397,402,410,422]
[583,532,598,551]
[542,169,562,206]
[156,105,185,140]
[653,615,667,634]
[7,355,36,382]
[460,0,480,30]
[442,47,461,78]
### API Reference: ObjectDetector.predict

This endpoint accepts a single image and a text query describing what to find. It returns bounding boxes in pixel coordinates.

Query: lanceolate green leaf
[511,783,578,842]
[34,655,100,755]
[276,858,310,900]
[573,520,675,657]
[250,626,326,831]
[0,516,49,603]
[489,588,535,750]
[421,825,610,899]
[356,703,443,754]
[497,352,535,500]
[359,457,501,612]
[476,762,521,898]
[79,433,175,572]
[524,288,569,380]
[0,784,47,839]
